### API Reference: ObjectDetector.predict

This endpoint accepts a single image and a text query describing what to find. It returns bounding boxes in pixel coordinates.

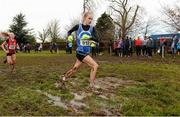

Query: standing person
[129,37,133,57]
[113,40,118,56]
[49,42,53,53]
[135,37,142,57]
[146,37,153,58]
[35,43,39,52]
[53,43,58,53]
[26,43,31,53]
[108,40,113,55]
[1,32,18,72]
[142,36,148,56]
[59,11,99,89]
[122,38,126,57]
[176,38,180,55]
[124,36,130,57]
[38,43,43,52]
[117,38,123,57]
[160,37,166,58]
[171,36,178,58]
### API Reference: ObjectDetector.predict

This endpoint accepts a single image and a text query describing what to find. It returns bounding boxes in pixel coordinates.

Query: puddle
[54,82,59,88]
[36,89,89,113]
[36,90,68,109]
[70,100,86,108]
[72,92,86,100]
[103,109,113,116]
[99,95,108,100]
[96,77,135,90]
[49,77,134,114]
[69,92,88,112]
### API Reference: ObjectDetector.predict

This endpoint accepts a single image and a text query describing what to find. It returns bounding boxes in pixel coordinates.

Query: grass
[0,51,179,115]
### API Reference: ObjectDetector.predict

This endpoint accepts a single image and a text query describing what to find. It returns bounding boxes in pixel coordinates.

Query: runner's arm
[67,24,79,36]
[1,41,8,53]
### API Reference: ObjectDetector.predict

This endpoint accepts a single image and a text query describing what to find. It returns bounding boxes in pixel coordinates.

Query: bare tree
[48,19,61,43]
[126,6,158,38]
[38,28,49,44]
[143,17,157,36]
[162,5,180,32]
[109,0,139,38]
[83,0,103,13]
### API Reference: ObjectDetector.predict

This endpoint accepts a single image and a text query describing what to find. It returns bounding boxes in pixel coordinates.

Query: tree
[48,19,61,43]
[95,12,115,42]
[83,0,103,13]
[127,14,157,38]
[109,0,139,38]
[143,17,157,36]
[38,28,49,44]
[162,5,180,32]
[9,13,35,44]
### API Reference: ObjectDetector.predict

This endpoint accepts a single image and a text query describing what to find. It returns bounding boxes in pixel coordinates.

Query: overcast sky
[0,0,179,36]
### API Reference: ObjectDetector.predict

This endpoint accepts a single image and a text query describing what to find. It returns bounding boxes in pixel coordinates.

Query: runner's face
[85,14,93,25]
[9,33,15,39]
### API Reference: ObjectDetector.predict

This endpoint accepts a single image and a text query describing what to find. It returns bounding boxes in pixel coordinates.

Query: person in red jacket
[135,37,142,56]
[1,32,18,72]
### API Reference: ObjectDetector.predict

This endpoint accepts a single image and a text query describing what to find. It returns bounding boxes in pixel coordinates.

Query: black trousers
[147,47,152,56]
[136,46,141,56]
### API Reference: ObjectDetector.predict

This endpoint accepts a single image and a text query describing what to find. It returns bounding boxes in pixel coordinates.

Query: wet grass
[0,51,179,116]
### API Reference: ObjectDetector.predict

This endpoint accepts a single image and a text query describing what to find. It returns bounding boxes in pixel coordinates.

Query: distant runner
[1,32,18,72]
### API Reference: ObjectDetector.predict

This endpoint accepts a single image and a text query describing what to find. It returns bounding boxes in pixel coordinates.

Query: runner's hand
[6,50,9,53]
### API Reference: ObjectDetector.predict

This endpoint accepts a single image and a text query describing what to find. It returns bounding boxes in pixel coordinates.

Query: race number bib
[80,40,91,46]
[9,45,15,49]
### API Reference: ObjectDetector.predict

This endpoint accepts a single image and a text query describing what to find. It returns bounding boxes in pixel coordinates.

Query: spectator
[49,43,53,53]
[159,37,166,58]
[26,43,31,53]
[38,43,43,52]
[117,38,123,57]
[146,37,153,58]
[108,40,113,55]
[124,36,130,57]
[142,36,148,56]
[113,40,118,56]
[135,37,142,57]
[129,37,133,57]
[177,38,180,55]
[53,43,58,53]
[171,36,178,58]
[20,43,24,52]
[35,43,39,52]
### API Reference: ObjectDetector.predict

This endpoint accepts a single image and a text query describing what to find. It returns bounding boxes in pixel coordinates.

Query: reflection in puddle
[36,90,68,109]
[69,92,88,112]
[72,92,86,100]
[35,90,88,113]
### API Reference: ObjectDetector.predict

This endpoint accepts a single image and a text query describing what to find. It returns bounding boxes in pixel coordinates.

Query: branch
[126,5,139,30]
[110,6,123,17]
[114,21,123,28]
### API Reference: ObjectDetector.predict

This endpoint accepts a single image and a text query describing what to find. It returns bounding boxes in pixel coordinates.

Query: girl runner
[59,11,99,89]
[1,32,18,72]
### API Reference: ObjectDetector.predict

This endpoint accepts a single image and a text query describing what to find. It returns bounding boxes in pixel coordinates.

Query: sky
[0,0,179,37]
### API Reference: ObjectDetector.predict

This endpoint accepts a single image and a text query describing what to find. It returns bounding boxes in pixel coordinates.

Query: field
[0,51,180,116]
